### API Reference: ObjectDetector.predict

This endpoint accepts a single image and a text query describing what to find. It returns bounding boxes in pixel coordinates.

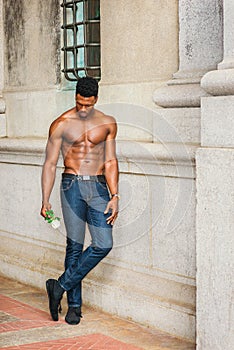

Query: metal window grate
[61,0,101,81]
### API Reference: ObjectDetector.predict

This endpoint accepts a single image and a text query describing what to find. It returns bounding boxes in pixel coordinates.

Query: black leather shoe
[46,279,64,321]
[65,306,82,325]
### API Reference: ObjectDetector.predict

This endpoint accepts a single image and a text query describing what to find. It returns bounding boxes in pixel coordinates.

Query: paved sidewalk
[0,276,195,349]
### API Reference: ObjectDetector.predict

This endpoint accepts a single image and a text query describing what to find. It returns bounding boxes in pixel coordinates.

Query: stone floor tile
[1,334,142,349]
[0,275,195,350]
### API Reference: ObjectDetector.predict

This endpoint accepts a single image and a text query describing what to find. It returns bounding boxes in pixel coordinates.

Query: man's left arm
[104,118,119,225]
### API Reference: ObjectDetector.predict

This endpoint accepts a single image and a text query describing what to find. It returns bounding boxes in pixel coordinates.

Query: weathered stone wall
[3,0,61,138]
[0,134,196,341]
[99,0,178,109]
[4,0,61,89]
[196,1,234,346]
[0,0,197,342]
[0,0,6,136]
[101,0,178,84]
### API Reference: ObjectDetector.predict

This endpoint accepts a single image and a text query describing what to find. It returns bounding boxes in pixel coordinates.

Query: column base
[201,68,234,96]
[153,82,209,108]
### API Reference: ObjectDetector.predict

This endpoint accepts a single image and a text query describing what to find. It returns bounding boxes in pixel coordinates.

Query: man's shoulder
[58,107,77,120]
[95,109,116,124]
[51,107,76,125]
[49,108,76,136]
[95,110,117,137]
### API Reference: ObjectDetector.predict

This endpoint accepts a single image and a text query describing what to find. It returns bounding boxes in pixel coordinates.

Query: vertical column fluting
[218,0,234,69]
[154,0,223,107]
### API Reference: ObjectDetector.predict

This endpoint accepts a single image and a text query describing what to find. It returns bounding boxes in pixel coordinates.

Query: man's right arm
[40,119,63,218]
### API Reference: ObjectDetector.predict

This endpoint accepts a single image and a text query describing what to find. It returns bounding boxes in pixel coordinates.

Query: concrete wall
[195,1,234,348]
[4,0,61,89]
[101,0,178,82]
[3,0,61,137]
[196,60,234,350]
[0,0,6,136]
[0,0,198,342]
[196,147,234,350]
[0,133,196,341]
[99,0,178,109]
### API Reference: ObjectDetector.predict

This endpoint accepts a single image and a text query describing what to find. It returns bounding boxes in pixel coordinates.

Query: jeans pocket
[61,178,75,192]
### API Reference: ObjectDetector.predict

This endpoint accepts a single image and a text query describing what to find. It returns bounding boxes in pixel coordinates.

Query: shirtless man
[40,77,119,325]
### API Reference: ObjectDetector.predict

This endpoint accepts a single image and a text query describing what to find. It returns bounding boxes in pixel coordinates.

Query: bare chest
[63,120,109,146]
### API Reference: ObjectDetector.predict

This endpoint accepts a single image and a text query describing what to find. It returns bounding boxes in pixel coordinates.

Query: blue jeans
[58,174,113,307]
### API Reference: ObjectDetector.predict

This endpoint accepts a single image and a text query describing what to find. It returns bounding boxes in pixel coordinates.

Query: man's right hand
[40,202,52,218]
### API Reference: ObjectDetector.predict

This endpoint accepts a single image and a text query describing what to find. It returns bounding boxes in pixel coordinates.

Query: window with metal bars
[61,0,100,81]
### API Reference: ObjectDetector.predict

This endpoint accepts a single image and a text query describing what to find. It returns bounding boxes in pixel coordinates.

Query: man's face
[76,94,98,119]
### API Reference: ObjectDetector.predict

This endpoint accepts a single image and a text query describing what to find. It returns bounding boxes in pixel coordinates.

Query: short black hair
[76,77,99,97]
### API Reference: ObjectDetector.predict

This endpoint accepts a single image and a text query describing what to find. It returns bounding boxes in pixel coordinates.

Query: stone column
[175,0,223,79]
[0,0,6,136]
[196,0,234,349]
[218,0,234,69]
[201,0,234,96]
[154,0,223,107]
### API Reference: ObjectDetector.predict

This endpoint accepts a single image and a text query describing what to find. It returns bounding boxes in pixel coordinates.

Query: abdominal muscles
[62,140,105,175]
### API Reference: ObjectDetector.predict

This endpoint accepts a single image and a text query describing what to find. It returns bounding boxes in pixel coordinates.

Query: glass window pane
[61,0,100,81]
[77,47,84,68]
[87,46,100,66]
[86,22,100,44]
[77,25,84,46]
[76,2,83,23]
[66,7,73,25]
[87,0,100,20]
[67,29,74,47]
[67,51,74,69]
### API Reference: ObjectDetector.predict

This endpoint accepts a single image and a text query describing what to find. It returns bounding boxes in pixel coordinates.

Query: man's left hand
[104,197,119,225]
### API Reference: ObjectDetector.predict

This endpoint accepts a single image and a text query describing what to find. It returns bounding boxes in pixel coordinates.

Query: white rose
[51,219,61,229]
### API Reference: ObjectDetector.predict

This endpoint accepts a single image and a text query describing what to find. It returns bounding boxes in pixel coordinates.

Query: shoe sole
[46,279,59,321]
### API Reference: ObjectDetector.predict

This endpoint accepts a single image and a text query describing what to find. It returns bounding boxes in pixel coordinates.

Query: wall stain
[38,0,61,85]
[185,42,193,59]
[4,0,26,86]
[218,0,223,23]
[4,0,61,87]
